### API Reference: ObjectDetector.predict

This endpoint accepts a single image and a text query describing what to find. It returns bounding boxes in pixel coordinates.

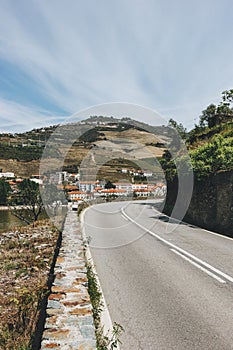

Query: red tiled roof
[101,189,126,193]
[68,191,85,195]
[65,185,78,190]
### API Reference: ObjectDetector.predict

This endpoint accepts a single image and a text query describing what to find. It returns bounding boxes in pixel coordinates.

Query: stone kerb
[40,209,96,350]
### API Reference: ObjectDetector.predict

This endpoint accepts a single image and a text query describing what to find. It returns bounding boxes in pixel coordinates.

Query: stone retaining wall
[164,170,233,236]
[40,209,96,349]
[184,171,233,235]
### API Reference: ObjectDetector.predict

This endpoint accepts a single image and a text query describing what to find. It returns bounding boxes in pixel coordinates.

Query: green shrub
[190,134,233,178]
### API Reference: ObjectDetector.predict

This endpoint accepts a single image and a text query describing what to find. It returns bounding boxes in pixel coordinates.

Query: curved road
[83,200,233,350]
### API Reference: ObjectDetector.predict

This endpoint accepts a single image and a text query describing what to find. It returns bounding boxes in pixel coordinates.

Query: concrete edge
[40,208,97,349]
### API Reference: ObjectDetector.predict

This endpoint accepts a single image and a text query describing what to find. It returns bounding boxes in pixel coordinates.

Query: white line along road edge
[121,206,233,284]
[151,206,233,242]
[171,249,226,284]
[80,207,120,350]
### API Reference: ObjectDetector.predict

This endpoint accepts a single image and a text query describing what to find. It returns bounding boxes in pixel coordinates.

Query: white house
[78,181,99,192]
[114,182,133,192]
[30,178,43,185]
[100,189,128,197]
[68,191,87,201]
[133,188,151,197]
[49,171,68,184]
[30,174,44,185]
[0,172,15,178]
[132,183,148,190]
[143,170,153,177]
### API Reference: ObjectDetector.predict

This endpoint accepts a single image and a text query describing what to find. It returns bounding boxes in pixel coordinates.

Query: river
[0,206,68,233]
[0,209,28,232]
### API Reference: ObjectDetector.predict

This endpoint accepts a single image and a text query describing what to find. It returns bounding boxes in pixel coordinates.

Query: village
[0,167,166,208]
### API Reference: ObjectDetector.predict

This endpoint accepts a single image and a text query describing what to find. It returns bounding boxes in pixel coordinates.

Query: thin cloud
[0,0,233,131]
[0,97,68,132]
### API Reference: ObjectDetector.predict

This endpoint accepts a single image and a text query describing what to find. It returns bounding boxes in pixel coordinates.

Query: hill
[0,117,168,181]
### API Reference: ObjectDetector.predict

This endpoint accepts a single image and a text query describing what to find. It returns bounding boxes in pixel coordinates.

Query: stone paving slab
[40,208,96,350]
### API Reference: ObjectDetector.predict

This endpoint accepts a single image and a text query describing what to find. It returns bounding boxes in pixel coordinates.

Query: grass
[0,219,60,349]
[86,263,124,349]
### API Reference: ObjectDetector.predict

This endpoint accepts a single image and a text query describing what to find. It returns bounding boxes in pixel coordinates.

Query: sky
[0,0,233,132]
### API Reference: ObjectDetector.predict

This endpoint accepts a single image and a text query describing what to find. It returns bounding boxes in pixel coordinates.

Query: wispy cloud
[0,0,233,131]
[0,97,68,132]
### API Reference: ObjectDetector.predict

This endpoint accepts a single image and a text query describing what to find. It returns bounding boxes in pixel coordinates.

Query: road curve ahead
[83,200,233,350]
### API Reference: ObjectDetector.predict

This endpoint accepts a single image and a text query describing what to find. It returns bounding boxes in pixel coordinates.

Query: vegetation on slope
[0,178,11,205]
[0,118,165,178]
[189,134,233,178]
[0,220,60,350]
[161,89,233,180]
[0,144,43,161]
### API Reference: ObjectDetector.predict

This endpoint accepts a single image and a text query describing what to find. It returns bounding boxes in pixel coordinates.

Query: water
[0,206,68,233]
[0,209,27,232]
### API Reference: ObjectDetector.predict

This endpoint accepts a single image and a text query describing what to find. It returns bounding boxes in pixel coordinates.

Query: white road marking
[121,213,129,221]
[121,207,233,284]
[201,228,233,241]
[171,249,226,284]
[152,207,233,241]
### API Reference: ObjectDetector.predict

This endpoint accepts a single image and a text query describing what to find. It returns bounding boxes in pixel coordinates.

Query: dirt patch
[0,220,60,349]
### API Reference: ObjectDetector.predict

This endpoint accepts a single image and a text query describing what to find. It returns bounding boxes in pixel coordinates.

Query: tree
[197,89,233,129]
[159,150,177,182]
[13,179,44,223]
[218,89,233,123]
[41,183,65,205]
[0,178,11,205]
[222,89,233,103]
[104,181,116,189]
[216,102,233,123]
[168,118,187,139]
[199,104,217,128]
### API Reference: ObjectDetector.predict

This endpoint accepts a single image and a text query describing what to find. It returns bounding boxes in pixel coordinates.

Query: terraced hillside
[0,118,168,181]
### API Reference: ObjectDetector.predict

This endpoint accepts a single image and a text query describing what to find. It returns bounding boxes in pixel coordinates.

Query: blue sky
[0,0,233,132]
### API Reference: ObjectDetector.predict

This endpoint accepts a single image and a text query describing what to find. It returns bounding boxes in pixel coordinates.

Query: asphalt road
[83,200,233,350]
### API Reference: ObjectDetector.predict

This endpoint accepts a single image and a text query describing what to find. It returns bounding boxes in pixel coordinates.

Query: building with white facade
[78,181,99,192]
[30,174,44,185]
[143,170,153,177]
[132,183,148,190]
[114,182,133,192]
[49,171,68,184]
[68,191,87,201]
[97,189,128,197]
[0,172,15,178]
